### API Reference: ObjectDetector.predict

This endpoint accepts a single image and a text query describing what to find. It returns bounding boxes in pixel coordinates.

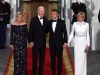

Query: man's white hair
[37,6,45,12]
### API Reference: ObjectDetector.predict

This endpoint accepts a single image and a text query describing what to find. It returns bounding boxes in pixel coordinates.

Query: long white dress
[68,21,90,75]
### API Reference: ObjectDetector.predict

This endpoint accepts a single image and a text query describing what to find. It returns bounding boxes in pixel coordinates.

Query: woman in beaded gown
[10,11,28,75]
[68,12,90,75]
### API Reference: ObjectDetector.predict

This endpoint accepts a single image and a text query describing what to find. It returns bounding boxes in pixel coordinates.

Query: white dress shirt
[38,15,43,25]
[52,20,57,32]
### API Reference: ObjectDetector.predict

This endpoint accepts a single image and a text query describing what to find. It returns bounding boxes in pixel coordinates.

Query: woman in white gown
[68,12,90,75]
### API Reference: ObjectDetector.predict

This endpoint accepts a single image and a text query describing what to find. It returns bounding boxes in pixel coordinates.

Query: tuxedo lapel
[54,19,58,32]
[50,20,53,32]
[37,16,43,26]
[43,17,45,25]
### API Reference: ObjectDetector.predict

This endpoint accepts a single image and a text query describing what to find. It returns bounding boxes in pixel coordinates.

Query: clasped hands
[63,43,68,48]
[10,42,69,49]
[29,42,69,48]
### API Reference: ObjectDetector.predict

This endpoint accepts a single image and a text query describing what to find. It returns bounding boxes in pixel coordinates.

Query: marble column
[64,0,71,36]
[89,0,100,50]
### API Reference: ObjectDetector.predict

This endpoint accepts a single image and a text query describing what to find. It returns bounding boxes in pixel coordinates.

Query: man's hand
[29,42,34,48]
[0,18,3,21]
[7,24,11,28]
[63,43,68,48]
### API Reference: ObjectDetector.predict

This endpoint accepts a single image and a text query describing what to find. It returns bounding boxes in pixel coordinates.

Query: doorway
[22,0,61,24]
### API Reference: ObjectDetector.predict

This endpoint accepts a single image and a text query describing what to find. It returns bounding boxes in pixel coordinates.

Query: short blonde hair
[77,11,85,19]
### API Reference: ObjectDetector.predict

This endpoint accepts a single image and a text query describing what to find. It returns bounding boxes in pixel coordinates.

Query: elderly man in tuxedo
[48,9,68,75]
[28,6,48,75]
[0,0,11,49]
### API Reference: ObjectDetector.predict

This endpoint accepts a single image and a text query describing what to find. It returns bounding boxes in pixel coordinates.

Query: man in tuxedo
[71,0,87,24]
[28,6,48,75]
[48,9,68,75]
[0,0,11,49]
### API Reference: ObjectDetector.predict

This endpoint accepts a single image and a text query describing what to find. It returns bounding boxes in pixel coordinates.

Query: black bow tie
[40,17,43,19]
[52,20,57,22]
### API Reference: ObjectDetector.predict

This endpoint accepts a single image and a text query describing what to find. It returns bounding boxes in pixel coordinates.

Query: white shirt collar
[38,15,43,25]
[53,17,58,21]
[38,15,43,19]
[52,21,57,32]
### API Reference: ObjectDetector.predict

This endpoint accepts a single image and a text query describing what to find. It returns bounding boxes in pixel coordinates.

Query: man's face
[51,11,58,19]
[38,7,45,17]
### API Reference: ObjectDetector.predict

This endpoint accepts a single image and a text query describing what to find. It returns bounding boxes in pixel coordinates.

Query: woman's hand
[85,46,91,53]
[63,43,68,48]
[10,45,14,50]
[29,42,34,48]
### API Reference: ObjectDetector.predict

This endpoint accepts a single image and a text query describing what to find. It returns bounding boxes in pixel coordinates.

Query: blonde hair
[15,11,28,23]
[15,11,23,23]
[77,12,85,19]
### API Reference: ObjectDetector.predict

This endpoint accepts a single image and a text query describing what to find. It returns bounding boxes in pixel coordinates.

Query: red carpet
[5,48,74,75]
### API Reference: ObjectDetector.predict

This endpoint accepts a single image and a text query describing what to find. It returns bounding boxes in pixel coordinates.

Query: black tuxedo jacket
[71,2,87,14]
[71,2,87,22]
[48,19,68,47]
[0,2,11,24]
[28,16,48,47]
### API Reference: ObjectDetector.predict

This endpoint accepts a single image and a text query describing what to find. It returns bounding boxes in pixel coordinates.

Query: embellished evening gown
[10,25,28,75]
[68,22,90,75]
